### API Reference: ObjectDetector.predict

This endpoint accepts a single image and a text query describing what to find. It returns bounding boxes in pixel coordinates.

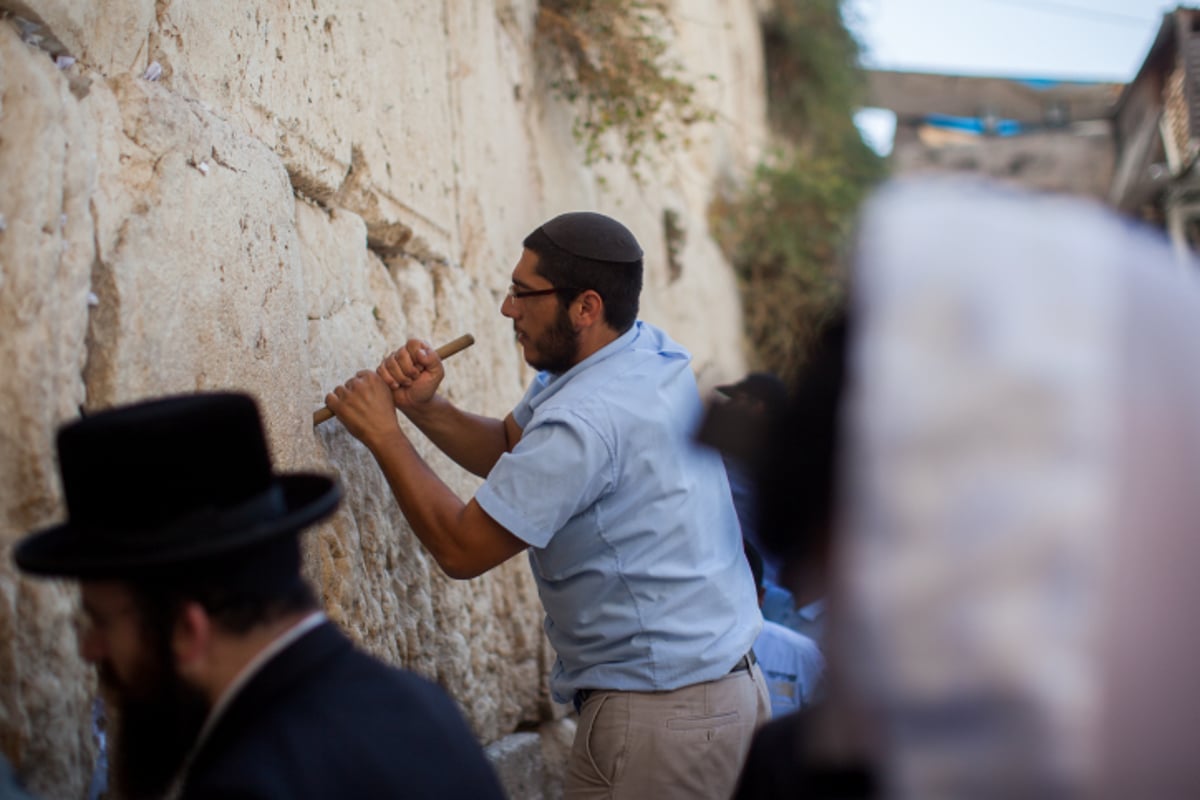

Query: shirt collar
[528,322,642,413]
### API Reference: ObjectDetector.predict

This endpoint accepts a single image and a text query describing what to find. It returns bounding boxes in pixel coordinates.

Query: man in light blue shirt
[329,211,768,799]
[743,541,824,716]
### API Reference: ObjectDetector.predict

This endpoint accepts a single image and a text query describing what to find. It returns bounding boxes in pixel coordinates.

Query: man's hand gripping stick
[313,333,475,426]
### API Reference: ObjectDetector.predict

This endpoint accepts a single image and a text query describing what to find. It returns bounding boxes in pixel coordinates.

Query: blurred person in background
[728,310,866,800]
[735,176,1200,798]
[743,539,824,717]
[706,372,829,646]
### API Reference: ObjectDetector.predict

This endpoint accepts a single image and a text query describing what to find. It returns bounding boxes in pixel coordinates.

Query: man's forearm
[400,395,513,478]
[365,428,526,579]
[365,428,471,570]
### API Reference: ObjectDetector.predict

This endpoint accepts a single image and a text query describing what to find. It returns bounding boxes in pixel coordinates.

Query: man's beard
[525,304,579,374]
[102,644,210,799]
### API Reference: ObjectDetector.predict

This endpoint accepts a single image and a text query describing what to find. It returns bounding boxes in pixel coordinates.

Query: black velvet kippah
[539,212,643,263]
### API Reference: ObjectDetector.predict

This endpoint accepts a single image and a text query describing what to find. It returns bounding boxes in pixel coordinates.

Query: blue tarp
[922,113,1025,136]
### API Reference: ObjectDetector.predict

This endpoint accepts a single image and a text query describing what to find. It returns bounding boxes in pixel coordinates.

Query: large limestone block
[443,0,550,287]
[486,731,547,800]
[484,718,576,800]
[0,0,156,72]
[147,0,460,260]
[83,74,315,438]
[7,0,464,260]
[0,22,98,799]
[0,22,94,512]
[673,0,769,182]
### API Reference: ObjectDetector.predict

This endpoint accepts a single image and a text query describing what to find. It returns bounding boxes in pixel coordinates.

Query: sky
[845,0,1179,153]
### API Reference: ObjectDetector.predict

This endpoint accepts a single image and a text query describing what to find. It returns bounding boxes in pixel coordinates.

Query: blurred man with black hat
[329,211,767,799]
[705,371,829,646]
[13,393,504,800]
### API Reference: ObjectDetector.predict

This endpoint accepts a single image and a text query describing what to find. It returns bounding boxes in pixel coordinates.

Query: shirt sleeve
[474,408,614,548]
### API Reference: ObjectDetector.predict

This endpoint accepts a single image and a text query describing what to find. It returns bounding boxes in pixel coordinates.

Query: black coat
[179,622,505,800]
[732,710,877,800]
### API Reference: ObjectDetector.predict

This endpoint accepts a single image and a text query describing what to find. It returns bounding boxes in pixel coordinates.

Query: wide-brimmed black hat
[13,392,341,579]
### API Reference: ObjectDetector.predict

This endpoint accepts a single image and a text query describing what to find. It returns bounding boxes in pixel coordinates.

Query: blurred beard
[526,304,579,374]
[101,645,210,800]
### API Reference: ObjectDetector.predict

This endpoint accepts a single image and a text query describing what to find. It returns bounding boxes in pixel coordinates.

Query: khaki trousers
[564,664,771,800]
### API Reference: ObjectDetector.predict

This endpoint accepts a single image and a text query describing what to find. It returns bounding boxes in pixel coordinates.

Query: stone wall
[0,1,768,797]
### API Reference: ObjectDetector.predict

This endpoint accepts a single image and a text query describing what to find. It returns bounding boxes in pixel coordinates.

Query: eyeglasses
[504,285,582,303]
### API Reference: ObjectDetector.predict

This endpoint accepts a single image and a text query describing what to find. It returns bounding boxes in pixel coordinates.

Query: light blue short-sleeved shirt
[754,619,825,717]
[475,322,762,704]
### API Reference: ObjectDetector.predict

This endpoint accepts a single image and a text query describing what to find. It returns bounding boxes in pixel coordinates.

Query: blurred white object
[142,61,162,81]
[835,177,1200,798]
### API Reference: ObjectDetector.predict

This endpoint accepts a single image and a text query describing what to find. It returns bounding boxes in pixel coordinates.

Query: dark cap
[715,372,787,410]
[538,211,643,263]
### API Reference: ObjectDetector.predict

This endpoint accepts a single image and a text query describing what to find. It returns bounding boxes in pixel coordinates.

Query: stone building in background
[0,2,770,797]
[1110,5,1200,260]
[867,5,1200,263]
[867,69,1122,201]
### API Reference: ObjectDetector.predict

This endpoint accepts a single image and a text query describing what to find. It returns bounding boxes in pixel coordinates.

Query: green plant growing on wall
[712,138,883,378]
[762,0,868,145]
[536,0,714,179]
[712,0,885,378]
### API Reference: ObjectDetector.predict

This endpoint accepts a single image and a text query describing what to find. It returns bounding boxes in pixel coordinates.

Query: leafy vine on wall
[535,0,714,180]
[711,0,886,379]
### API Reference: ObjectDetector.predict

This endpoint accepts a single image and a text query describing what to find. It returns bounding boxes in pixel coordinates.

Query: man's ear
[573,289,605,329]
[172,601,214,676]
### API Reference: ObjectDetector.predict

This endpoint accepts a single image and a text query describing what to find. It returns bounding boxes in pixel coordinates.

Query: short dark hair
[131,577,318,638]
[128,536,318,636]
[522,227,643,333]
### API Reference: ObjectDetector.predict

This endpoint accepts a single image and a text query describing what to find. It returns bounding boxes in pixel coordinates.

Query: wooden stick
[313,333,475,427]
